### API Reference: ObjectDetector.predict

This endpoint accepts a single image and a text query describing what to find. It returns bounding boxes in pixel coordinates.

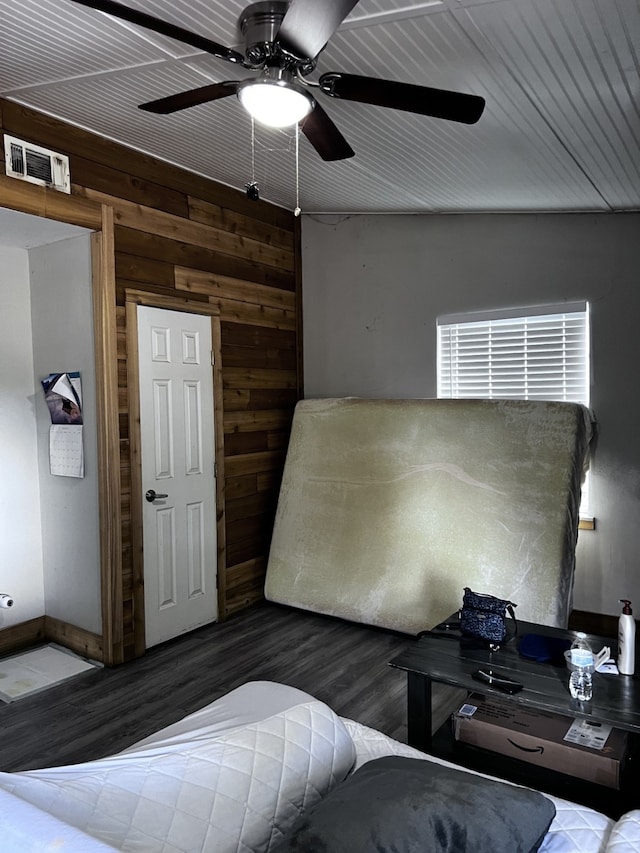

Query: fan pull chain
[245,117,260,201]
[294,123,301,217]
[251,117,256,182]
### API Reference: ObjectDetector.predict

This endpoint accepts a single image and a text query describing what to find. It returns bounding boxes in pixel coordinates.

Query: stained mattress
[265,397,592,634]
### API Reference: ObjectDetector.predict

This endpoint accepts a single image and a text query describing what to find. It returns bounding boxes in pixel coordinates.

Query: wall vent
[4,134,70,193]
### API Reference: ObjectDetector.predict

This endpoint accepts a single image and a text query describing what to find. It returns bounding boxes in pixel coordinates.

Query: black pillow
[272,756,556,853]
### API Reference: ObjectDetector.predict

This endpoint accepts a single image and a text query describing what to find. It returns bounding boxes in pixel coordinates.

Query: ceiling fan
[68,0,486,162]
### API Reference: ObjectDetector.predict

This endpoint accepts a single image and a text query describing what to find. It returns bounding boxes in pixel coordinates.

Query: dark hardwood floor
[0,602,442,772]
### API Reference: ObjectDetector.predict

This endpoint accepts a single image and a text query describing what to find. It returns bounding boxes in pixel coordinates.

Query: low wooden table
[389,617,640,816]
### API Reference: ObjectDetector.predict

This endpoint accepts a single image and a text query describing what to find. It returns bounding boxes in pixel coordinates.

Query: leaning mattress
[0,681,633,853]
[265,397,592,633]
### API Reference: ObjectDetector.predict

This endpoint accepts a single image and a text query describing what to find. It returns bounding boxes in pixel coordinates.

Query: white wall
[0,246,45,626]
[302,212,640,618]
[0,214,99,637]
[30,235,101,634]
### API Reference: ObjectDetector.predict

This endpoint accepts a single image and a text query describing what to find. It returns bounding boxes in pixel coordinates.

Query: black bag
[460,587,518,644]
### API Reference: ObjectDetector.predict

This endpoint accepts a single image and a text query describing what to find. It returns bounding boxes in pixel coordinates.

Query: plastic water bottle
[569,632,594,701]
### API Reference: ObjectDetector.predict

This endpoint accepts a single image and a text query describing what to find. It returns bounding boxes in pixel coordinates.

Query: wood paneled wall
[0,99,302,661]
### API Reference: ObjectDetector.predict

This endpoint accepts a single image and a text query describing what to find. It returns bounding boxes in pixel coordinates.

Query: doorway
[0,210,98,642]
[0,183,120,665]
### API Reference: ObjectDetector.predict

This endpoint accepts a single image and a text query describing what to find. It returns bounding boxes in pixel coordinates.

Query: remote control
[471,669,524,693]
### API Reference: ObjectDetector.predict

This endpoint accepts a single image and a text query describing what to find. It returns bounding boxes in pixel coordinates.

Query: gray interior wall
[0,246,45,626]
[301,212,640,619]
[29,234,101,634]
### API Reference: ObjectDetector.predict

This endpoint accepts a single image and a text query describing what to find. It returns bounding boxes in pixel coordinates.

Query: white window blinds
[437,302,590,405]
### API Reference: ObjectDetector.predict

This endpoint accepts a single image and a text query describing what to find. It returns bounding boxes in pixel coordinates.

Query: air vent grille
[9,143,25,176]
[4,135,70,193]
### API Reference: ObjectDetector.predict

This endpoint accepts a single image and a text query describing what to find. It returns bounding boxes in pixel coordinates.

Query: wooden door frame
[0,175,122,665]
[125,289,226,657]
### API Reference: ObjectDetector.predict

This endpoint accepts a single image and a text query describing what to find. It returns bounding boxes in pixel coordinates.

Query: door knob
[145,489,168,502]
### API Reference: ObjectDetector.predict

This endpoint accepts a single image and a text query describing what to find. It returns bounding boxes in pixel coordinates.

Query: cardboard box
[453,693,628,789]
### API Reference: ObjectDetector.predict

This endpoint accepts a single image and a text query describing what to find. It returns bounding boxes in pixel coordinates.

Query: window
[437,302,589,404]
[437,302,591,516]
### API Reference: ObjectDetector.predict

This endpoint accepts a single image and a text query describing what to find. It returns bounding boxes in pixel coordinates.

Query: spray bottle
[617,600,635,676]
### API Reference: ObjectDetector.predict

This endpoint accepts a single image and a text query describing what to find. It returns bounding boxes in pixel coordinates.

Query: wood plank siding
[0,99,302,662]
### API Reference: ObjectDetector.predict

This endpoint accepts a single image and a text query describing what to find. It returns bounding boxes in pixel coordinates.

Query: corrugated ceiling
[1,0,639,213]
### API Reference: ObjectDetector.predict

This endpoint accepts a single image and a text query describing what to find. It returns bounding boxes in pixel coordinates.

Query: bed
[0,681,637,852]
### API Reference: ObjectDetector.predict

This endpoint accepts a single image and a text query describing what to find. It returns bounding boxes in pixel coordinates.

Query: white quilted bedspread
[607,812,640,853]
[1,681,639,853]
[0,700,355,853]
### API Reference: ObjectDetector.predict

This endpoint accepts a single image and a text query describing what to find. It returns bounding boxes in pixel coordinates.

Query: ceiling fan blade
[277,0,360,60]
[319,72,485,124]
[300,103,355,162]
[140,81,239,115]
[67,0,244,64]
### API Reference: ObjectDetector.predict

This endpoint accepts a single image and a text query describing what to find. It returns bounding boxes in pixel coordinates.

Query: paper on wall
[41,372,85,477]
[41,372,83,425]
[49,425,84,478]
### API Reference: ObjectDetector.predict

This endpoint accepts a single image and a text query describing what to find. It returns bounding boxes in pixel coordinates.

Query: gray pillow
[273,756,556,852]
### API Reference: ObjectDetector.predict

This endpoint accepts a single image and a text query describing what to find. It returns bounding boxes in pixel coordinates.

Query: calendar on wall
[49,424,84,477]
[41,372,84,478]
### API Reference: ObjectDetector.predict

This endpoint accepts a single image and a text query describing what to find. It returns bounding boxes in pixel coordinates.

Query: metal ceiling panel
[0,0,638,213]
[0,2,170,91]
[457,0,640,210]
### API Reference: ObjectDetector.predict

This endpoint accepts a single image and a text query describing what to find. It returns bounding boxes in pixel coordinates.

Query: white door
[137,305,217,647]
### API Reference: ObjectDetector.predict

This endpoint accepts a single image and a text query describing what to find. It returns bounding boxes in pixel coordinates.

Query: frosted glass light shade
[238,80,314,128]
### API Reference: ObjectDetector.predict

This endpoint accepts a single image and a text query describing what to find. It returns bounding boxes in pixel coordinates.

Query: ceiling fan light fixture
[238,78,314,128]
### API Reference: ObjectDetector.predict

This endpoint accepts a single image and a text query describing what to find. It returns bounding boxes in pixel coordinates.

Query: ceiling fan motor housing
[239,1,290,67]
